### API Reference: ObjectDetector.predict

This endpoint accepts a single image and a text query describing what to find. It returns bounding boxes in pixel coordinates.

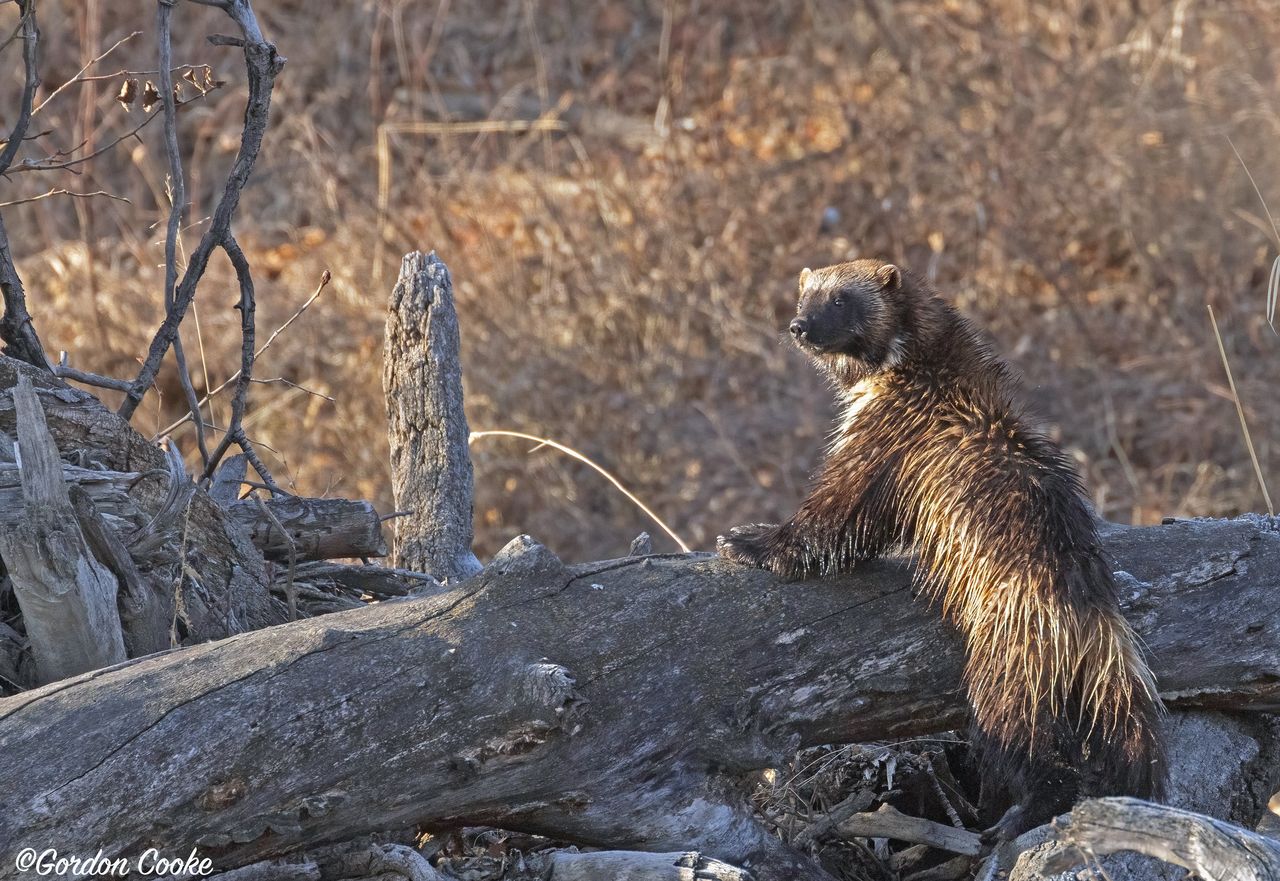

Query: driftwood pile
[0,2,1276,880]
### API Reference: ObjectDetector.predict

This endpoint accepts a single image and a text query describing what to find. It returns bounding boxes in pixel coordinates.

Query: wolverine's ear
[798,267,812,290]
[877,263,902,290]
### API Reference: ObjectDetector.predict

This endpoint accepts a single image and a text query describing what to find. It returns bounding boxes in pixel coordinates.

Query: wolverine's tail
[961,556,1165,807]
[1073,603,1166,800]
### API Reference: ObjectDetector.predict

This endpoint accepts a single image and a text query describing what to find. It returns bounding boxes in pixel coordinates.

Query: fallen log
[225,496,388,563]
[0,517,1277,881]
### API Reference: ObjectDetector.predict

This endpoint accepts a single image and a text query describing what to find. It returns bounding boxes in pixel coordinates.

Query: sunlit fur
[719,259,1166,830]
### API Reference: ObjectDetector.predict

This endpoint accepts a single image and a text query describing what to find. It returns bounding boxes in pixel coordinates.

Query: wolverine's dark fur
[718,259,1166,836]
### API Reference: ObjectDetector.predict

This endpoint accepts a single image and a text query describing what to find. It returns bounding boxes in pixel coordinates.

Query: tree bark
[384,251,481,583]
[0,375,126,683]
[0,516,1276,880]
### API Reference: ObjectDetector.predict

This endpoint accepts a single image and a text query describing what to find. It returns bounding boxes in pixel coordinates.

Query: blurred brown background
[7,0,1278,561]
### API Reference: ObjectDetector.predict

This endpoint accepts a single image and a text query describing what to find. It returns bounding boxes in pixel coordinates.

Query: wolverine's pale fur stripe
[718,259,1166,834]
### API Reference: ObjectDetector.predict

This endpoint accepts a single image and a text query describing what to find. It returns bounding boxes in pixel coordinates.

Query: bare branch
[156,0,209,470]
[31,29,141,116]
[0,187,129,208]
[118,0,284,420]
[202,234,256,479]
[236,433,283,494]
[248,377,334,402]
[152,269,330,439]
[0,0,48,369]
[0,0,40,175]
[12,87,219,174]
[52,356,132,393]
[835,804,983,857]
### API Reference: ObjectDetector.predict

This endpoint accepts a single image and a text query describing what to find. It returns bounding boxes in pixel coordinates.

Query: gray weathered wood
[836,804,982,856]
[68,486,170,657]
[0,461,143,539]
[1046,797,1280,880]
[549,850,752,880]
[0,518,1277,880]
[0,355,284,644]
[209,453,248,506]
[384,251,481,583]
[0,375,126,683]
[226,496,388,563]
[993,709,1280,881]
[287,561,441,598]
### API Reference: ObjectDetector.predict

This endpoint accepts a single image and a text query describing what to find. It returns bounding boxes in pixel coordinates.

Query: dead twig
[835,804,983,857]
[926,758,965,829]
[0,0,49,369]
[791,788,876,849]
[156,0,209,471]
[114,0,284,420]
[31,29,141,116]
[248,377,334,403]
[239,439,283,495]
[153,270,330,439]
[53,354,133,393]
[202,234,257,480]
[0,188,129,208]
[252,494,297,620]
[14,87,220,175]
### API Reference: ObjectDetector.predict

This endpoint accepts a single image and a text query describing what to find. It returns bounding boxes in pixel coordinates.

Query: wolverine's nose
[789,318,809,340]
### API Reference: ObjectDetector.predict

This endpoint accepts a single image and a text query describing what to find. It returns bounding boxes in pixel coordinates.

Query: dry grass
[6,0,1279,561]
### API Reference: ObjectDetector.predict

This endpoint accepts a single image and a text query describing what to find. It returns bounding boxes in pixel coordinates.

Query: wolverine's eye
[833,297,845,307]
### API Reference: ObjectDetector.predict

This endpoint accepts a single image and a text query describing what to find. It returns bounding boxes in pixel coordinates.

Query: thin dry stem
[157,0,209,469]
[469,429,692,552]
[1207,304,1273,515]
[154,269,330,440]
[0,188,129,208]
[31,29,141,116]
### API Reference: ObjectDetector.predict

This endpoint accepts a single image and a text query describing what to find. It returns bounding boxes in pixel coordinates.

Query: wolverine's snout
[789,317,810,341]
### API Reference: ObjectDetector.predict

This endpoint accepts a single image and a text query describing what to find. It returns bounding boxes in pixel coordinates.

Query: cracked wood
[0,517,1276,880]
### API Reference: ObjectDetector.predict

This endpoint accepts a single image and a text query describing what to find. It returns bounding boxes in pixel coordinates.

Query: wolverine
[718,259,1165,838]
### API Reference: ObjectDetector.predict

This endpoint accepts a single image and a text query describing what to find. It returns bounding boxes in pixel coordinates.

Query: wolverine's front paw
[715,523,778,569]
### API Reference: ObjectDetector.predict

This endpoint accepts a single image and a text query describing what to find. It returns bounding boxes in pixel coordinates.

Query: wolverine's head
[789,259,906,375]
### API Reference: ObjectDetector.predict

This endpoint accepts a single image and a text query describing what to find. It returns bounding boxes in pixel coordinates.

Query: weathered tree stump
[0,375,126,683]
[384,251,481,583]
